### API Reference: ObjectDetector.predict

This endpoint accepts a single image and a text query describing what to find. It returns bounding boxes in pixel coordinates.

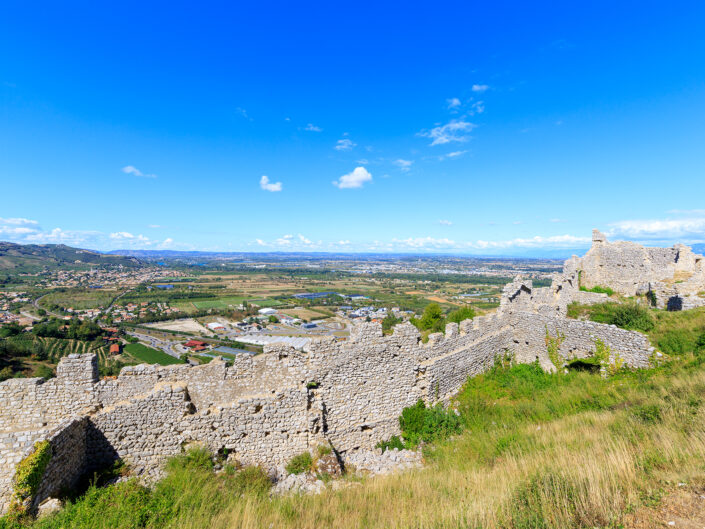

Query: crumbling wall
[573,230,705,309]
[0,266,660,514]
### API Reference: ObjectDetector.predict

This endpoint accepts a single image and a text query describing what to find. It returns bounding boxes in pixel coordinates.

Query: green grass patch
[123,343,182,366]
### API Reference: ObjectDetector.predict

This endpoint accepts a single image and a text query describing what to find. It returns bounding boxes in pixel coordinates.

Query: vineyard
[5,335,111,366]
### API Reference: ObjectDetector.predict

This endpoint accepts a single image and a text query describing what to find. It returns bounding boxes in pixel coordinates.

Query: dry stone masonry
[3,230,685,513]
[567,230,705,310]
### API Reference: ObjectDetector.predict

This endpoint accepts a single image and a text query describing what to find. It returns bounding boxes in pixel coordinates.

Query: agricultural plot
[123,343,182,366]
[191,296,282,310]
[40,289,119,310]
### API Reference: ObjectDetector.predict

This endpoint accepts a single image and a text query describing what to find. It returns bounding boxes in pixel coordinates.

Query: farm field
[280,307,331,320]
[143,318,211,334]
[123,343,182,366]
[191,296,282,310]
[40,288,121,310]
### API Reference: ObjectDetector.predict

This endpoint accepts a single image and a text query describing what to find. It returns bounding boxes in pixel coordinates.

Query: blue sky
[1,1,705,256]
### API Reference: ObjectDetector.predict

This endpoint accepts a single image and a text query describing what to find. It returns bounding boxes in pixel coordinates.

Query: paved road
[32,294,64,319]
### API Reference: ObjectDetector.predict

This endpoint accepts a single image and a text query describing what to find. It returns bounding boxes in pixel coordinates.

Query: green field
[191,297,282,310]
[123,343,183,366]
[40,289,119,311]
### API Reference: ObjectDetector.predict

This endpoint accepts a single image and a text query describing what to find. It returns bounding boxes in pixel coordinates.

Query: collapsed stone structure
[566,230,705,310]
[2,231,675,514]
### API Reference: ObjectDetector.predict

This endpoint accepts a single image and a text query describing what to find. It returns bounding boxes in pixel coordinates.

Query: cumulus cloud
[121,165,157,178]
[0,217,38,226]
[394,159,413,172]
[335,138,356,151]
[392,237,457,249]
[607,217,705,241]
[260,175,282,192]
[418,119,476,146]
[472,84,489,92]
[439,220,453,226]
[304,123,322,132]
[338,240,350,245]
[109,232,135,240]
[446,97,461,109]
[298,234,313,245]
[333,166,372,189]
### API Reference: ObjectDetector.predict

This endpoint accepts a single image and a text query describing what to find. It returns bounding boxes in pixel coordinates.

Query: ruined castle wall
[31,417,89,513]
[313,323,425,452]
[509,312,652,368]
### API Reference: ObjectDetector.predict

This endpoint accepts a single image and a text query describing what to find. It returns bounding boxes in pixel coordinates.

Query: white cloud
[161,238,173,246]
[304,123,322,132]
[607,217,705,241]
[0,217,38,226]
[333,166,372,189]
[446,97,461,109]
[298,234,312,245]
[418,119,476,146]
[392,237,457,249]
[439,220,453,226]
[338,240,350,245]
[275,234,294,246]
[260,175,282,192]
[472,84,489,92]
[469,234,590,249]
[356,158,369,165]
[439,150,467,161]
[121,165,156,178]
[394,159,413,172]
[471,101,485,114]
[110,232,134,240]
[335,139,356,151]
[148,224,162,229]
[255,239,268,246]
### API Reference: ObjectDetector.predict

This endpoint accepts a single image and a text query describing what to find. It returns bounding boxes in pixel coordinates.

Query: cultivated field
[123,343,182,366]
[143,318,211,334]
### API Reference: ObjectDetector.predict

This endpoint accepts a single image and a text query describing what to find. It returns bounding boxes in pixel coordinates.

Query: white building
[258,308,277,316]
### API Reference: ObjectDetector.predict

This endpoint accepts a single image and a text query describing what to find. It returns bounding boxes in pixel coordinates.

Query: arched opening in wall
[566,358,600,373]
[667,296,683,311]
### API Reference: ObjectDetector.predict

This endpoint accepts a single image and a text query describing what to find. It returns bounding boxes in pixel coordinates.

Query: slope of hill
[0,242,142,271]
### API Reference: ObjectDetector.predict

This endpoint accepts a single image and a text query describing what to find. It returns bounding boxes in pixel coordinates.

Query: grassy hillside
[6,307,705,529]
[0,242,142,271]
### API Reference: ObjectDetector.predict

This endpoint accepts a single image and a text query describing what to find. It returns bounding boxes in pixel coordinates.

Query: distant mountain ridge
[0,242,143,271]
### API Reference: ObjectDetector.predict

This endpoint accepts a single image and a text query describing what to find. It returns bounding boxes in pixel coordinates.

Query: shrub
[398,400,461,448]
[285,452,313,475]
[8,440,52,518]
[230,466,272,496]
[447,306,475,325]
[587,302,654,332]
[376,435,405,452]
[166,446,213,472]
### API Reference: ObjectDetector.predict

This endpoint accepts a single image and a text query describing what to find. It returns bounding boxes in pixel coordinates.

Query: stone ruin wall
[0,307,654,514]
[574,230,705,310]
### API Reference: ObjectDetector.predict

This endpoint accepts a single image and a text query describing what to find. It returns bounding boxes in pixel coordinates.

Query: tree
[447,306,475,324]
[419,303,445,332]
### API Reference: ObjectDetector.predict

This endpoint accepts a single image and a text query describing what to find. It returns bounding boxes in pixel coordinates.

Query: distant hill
[0,242,143,271]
